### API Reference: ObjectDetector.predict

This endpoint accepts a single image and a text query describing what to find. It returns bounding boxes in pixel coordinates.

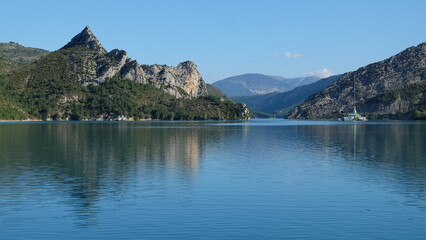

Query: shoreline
[0,118,424,124]
[0,119,41,122]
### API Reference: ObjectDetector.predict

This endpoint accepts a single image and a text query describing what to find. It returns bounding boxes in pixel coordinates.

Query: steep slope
[234,75,340,116]
[286,43,426,119]
[0,58,18,74]
[0,75,31,120]
[206,84,228,99]
[0,43,50,118]
[0,27,249,121]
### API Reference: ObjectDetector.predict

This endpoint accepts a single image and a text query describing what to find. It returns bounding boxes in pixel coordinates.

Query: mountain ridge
[286,42,426,119]
[0,26,250,121]
[0,42,50,74]
[47,27,207,98]
[212,73,320,97]
[233,75,340,116]
[0,42,49,64]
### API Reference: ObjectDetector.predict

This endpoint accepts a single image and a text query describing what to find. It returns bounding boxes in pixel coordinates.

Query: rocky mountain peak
[61,26,106,53]
[56,27,207,98]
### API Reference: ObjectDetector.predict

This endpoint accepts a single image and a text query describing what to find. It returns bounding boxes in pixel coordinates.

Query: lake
[1,119,426,239]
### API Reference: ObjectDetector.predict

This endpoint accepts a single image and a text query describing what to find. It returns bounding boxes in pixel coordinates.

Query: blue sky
[1,0,425,83]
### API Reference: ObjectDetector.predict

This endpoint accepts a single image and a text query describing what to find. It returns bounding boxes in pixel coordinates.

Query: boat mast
[353,78,356,113]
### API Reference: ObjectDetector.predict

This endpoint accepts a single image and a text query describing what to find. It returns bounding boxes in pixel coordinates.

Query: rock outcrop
[238,103,251,120]
[126,60,206,98]
[60,26,207,98]
[62,26,107,54]
[286,42,426,119]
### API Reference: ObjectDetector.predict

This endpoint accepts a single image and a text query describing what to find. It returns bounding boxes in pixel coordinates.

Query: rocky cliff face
[138,61,206,97]
[286,42,426,119]
[238,103,251,120]
[59,26,207,98]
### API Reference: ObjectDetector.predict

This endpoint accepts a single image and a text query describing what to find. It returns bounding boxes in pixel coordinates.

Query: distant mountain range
[287,42,426,120]
[233,75,340,116]
[212,73,320,97]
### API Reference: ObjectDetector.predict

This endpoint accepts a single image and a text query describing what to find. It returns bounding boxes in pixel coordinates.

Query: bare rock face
[60,26,207,98]
[97,49,129,82]
[238,103,251,120]
[286,42,426,119]
[138,61,206,98]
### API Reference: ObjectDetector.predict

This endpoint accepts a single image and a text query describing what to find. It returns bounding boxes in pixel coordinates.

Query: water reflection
[290,123,426,166]
[0,122,236,224]
[1,120,426,238]
[291,123,426,208]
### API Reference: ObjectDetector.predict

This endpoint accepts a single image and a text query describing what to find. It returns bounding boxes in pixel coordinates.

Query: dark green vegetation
[366,83,426,104]
[0,77,30,120]
[0,58,18,75]
[0,42,247,121]
[233,75,340,117]
[363,83,426,120]
[206,84,228,99]
[414,110,426,120]
[206,83,274,118]
[249,110,276,118]
[212,73,319,97]
[81,79,248,120]
[0,73,247,121]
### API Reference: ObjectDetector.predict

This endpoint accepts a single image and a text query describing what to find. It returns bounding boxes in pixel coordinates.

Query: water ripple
[0,120,425,239]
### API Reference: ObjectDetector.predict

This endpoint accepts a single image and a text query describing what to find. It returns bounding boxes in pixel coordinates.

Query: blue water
[0,119,425,239]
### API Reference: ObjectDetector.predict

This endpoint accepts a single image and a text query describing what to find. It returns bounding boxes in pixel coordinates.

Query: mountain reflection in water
[0,120,425,239]
[0,122,215,224]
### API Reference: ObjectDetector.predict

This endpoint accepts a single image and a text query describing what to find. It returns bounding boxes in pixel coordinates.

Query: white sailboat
[343,106,367,121]
[343,79,367,121]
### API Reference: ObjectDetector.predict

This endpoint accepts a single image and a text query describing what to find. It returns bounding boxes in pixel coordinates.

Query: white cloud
[284,51,306,59]
[303,68,334,78]
[273,51,306,59]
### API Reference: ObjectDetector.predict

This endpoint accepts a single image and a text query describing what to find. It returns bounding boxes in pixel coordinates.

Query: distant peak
[61,26,106,53]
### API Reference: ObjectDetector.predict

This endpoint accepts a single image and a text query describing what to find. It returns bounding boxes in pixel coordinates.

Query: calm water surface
[0,119,426,239]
